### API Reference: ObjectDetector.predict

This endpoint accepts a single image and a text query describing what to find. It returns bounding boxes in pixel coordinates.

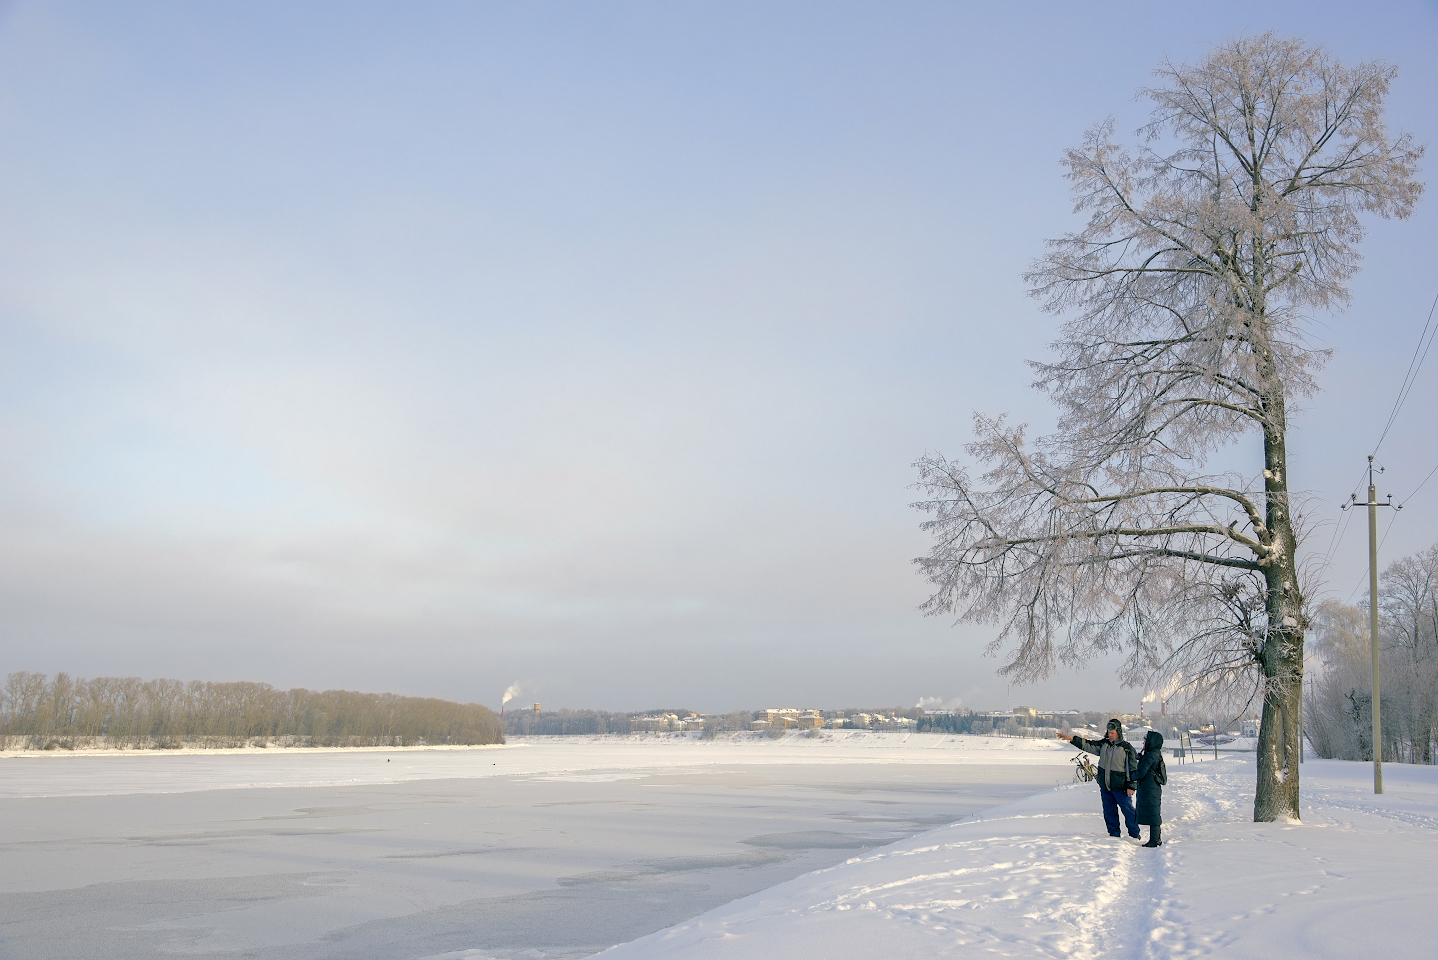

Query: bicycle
[1072,752,1097,784]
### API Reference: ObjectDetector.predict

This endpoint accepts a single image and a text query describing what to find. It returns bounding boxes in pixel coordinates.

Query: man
[1057,719,1139,839]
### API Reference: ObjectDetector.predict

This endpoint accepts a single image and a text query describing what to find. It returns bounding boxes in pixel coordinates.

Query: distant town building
[630,712,704,733]
[760,708,826,730]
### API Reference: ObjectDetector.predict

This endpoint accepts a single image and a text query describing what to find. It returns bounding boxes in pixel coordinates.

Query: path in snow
[594,755,1438,959]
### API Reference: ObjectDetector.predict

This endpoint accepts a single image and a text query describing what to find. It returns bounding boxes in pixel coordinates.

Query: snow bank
[594,756,1438,959]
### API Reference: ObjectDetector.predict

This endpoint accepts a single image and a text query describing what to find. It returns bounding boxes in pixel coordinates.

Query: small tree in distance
[913,35,1422,822]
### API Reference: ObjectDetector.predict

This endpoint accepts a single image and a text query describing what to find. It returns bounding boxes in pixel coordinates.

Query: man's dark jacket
[1070,726,1137,792]
[1134,730,1166,826]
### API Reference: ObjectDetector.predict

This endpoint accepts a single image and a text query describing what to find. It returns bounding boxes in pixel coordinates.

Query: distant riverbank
[0,728,1074,760]
[0,740,510,760]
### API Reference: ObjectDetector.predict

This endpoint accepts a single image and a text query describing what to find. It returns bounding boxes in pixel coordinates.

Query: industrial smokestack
[501,682,521,717]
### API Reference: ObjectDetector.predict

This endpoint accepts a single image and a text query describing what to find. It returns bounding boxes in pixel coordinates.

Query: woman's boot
[1143,824,1162,847]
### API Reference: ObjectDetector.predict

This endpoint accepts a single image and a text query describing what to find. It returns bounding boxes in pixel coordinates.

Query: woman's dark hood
[1144,730,1164,751]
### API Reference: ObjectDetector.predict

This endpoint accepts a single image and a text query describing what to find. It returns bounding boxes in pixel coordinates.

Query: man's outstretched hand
[1055,732,1071,741]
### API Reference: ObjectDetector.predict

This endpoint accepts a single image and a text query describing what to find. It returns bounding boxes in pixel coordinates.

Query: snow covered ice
[5,734,1433,959]
[0,732,1067,959]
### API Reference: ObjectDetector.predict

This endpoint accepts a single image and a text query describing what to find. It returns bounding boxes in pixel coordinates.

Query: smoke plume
[502,682,521,705]
[1144,675,1184,705]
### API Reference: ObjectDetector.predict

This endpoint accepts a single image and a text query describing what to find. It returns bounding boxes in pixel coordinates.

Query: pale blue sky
[1,2,1435,713]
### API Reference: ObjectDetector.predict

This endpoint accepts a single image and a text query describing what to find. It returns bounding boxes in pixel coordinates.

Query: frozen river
[0,732,1071,959]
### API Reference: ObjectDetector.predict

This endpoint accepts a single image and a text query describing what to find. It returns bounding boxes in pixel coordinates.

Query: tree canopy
[915,34,1423,821]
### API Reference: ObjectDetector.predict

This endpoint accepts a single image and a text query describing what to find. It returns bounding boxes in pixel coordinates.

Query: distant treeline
[503,707,1158,738]
[503,706,1207,739]
[1,672,504,750]
[503,708,634,736]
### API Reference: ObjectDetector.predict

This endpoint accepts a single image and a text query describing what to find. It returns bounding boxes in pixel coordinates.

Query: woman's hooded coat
[1135,730,1165,826]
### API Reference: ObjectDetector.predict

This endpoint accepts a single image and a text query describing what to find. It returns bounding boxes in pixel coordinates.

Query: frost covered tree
[1379,543,1438,660]
[913,35,1423,821]
[1377,544,1438,763]
[1308,543,1438,765]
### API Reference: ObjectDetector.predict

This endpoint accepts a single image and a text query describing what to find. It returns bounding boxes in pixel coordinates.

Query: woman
[1134,730,1167,847]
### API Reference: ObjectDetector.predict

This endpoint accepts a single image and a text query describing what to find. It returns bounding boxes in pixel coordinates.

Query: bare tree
[1308,544,1438,765]
[1378,544,1438,762]
[1380,543,1438,657]
[914,35,1422,821]
[1305,599,1373,761]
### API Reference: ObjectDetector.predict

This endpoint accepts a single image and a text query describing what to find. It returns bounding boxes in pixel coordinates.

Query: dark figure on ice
[1058,719,1138,838]
[1134,730,1167,847]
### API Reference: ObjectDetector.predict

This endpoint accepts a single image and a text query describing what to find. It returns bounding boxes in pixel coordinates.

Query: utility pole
[1345,456,1399,794]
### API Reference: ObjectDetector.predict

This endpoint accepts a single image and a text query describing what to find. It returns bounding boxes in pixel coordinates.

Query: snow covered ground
[11,735,1425,959]
[0,732,1070,959]
[595,753,1438,960]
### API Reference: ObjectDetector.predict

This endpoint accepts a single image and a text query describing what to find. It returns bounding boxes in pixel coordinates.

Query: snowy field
[598,753,1438,960]
[0,732,1071,959]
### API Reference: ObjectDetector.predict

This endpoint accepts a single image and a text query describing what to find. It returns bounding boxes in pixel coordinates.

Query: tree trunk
[1255,631,1302,820]
[1254,367,1303,821]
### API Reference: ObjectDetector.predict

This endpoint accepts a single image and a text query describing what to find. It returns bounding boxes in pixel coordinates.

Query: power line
[1310,464,1373,587]
[1372,291,1438,456]
[1344,509,1400,605]
[1337,459,1438,605]
[1317,291,1437,594]
[1350,459,1438,601]
[1401,460,1438,507]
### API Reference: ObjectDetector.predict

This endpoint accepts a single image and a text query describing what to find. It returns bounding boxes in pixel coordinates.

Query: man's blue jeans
[1100,785,1139,837]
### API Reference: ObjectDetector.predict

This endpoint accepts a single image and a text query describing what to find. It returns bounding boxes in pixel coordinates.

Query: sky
[1,1,1435,714]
